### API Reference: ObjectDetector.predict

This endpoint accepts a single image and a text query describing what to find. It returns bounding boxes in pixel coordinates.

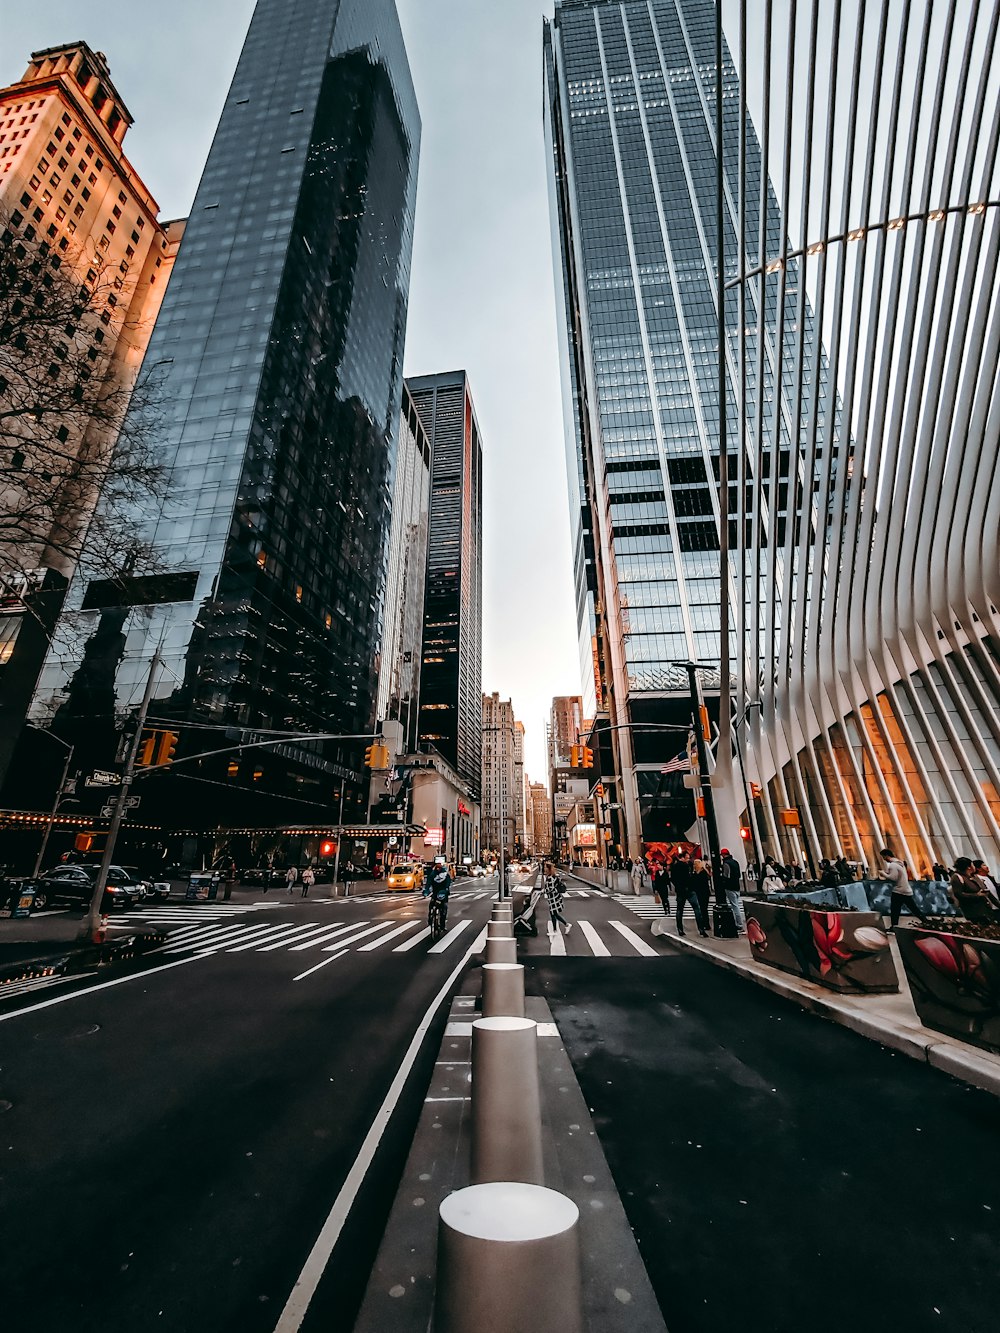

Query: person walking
[719,848,746,934]
[673,852,708,937]
[300,866,315,898]
[691,857,713,933]
[630,856,646,895]
[951,857,999,921]
[652,860,671,917]
[285,866,298,896]
[881,848,928,928]
[542,859,572,935]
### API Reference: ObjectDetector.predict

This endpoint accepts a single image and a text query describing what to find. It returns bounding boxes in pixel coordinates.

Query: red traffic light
[739,826,752,841]
[320,840,336,858]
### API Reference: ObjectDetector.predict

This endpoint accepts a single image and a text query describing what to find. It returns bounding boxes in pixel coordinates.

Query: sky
[1,0,578,784]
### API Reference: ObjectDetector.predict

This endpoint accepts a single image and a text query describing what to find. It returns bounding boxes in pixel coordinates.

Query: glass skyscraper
[408,371,483,799]
[26,0,420,832]
[544,0,835,852]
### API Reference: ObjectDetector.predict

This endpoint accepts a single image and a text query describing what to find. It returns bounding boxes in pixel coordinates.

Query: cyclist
[423,856,452,939]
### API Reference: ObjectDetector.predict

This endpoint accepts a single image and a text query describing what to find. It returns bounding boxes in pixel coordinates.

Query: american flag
[660,752,691,775]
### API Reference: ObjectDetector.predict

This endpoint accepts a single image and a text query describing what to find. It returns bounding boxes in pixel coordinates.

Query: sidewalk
[660,917,1000,1098]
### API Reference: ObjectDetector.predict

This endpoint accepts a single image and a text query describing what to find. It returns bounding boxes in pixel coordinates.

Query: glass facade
[27,0,420,829]
[544,0,837,847]
[409,371,483,799]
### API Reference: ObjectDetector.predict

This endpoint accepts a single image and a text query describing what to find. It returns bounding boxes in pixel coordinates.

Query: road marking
[425,1096,470,1102]
[393,926,432,952]
[322,922,394,951]
[608,919,660,956]
[227,924,307,953]
[220,923,305,952]
[287,922,367,951]
[444,1020,561,1037]
[428,919,471,953]
[357,921,418,951]
[548,926,567,956]
[579,921,611,956]
[273,930,488,1332]
[162,922,265,953]
[0,952,213,1022]
[292,949,348,982]
[256,923,323,951]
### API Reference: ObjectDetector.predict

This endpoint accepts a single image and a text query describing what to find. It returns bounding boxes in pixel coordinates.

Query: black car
[240,866,285,887]
[26,864,139,912]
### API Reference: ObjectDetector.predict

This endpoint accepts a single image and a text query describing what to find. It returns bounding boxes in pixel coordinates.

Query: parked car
[122,866,170,904]
[240,866,285,888]
[386,861,424,892]
[23,864,139,912]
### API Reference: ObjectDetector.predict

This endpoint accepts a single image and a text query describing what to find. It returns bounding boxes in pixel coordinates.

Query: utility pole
[331,783,346,896]
[684,661,736,936]
[31,731,74,878]
[85,646,161,942]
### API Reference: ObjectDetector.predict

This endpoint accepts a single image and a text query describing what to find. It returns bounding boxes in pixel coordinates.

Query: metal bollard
[481,962,525,1018]
[485,934,517,965]
[486,919,512,939]
[434,1182,583,1333]
[471,1016,543,1185]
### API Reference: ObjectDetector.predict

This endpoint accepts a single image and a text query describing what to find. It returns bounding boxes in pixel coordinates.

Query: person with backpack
[422,857,452,937]
[719,848,746,935]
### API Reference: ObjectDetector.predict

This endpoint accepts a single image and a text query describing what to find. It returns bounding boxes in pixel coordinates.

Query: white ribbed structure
[730,0,1000,872]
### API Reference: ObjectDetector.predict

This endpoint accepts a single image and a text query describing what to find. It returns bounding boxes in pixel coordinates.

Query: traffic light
[581,745,594,768]
[365,743,390,769]
[699,705,711,741]
[739,826,752,842]
[155,730,178,766]
[750,781,763,798]
[136,729,157,767]
[596,783,605,798]
[570,745,581,768]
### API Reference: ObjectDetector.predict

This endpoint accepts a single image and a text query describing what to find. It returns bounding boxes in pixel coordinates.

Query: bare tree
[0,206,167,588]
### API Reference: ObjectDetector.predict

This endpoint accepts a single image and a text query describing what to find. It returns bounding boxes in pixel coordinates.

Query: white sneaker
[564,922,573,934]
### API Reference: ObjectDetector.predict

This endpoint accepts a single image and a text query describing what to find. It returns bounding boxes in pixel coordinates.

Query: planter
[895,925,1000,1055]
[744,901,899,994]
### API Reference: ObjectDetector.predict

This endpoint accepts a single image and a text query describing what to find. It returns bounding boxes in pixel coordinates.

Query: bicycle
[428,896,448,941]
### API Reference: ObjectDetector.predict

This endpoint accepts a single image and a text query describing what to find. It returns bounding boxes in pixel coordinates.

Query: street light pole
[684,661,736,937]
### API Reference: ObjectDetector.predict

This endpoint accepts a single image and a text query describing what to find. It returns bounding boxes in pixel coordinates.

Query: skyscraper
[376,382,431,754]
[410,370,483,797]
[543,0,832,853]
[25,0,420,832]
[481,691,519,856]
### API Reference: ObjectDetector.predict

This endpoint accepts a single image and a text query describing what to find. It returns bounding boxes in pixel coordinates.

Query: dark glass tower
[408,371,483,799]
[25,0,420,830]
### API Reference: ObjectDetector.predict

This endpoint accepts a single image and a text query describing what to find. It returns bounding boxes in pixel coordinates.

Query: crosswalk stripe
[293,949,349,982]
[217,922,299,952]
[578,921,611,956]
[256,923,323,951]
[394,925,432,952]
[287,922,367,951]
[608,920,659,957]
[358,921,418,951]
[227,923,307,953]
[428,920,471,954]
[548,926,567,956]
[322,922,394,951]
[163,922,260,953]
[0,974,76,999]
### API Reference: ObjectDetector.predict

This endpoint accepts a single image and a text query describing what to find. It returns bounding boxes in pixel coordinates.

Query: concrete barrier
[434,1182,582,1333]
[486,919,512,939]
[471,1016,543,1184]
[482,962,525,1018]
[485,935,517,965]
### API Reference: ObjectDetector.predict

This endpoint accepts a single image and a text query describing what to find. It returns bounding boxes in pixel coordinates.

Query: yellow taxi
[386,861,425,892]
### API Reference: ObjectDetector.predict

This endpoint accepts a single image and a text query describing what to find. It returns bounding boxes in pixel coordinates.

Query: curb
[0,927,166,990]
[660,930,1000,1099]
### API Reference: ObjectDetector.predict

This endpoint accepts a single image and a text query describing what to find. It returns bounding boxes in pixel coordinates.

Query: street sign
[100,804,114,819]
[606,802,622,810]
[85,769,120,788]
[125,796,141,809]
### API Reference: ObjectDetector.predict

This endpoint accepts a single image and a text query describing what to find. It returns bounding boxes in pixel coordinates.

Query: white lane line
[273,929,486,1332]
[227,923,308,953]
[548,926,567,956]
[578,921,611,956]
[256,923,323,951]
[0,952,213,1022]
[608,919,660,956]
[288,922,369,952]
[255,922,343,952]
[428,919,472,954]
[393,926,432,952]
[357,921,417,951]
[322,922,394,951]
[470,926,487,952]
[155,919,255,947]
[292,949,348,982]
[222,923,305,952]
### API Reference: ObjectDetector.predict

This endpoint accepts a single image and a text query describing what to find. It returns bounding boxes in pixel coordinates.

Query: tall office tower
[544,0,834,854]
[0,42,183,786]
[481,692,519,856]
[528,781,553,857]
[410,370,483,796]
[547,695,584,774]
[512,719,527,851]
[376,383,431,753]
[26,0,420,830]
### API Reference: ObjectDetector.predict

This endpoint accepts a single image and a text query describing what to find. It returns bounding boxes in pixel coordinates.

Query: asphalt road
[529,954,1000,1333]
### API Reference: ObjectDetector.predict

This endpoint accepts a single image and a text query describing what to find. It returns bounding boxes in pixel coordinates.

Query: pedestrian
[951,857,999,921]
[819,858,839,889]
[543,859,572,935]
[880,848,928,928]
[673,852,708,937]
[285,866,298,895]
[835,856,854,883]
[300,866,315,898]
[718,848,746,934]
[630,856,646,895]
[972,859,1000,908]
[762,861,784,894]
[691,857,713,932]
[932,861,949,884]
[652,860,671,916]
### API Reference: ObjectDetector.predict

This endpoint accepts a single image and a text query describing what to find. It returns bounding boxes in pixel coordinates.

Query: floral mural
[745,902,898,994]
[897,928,1000,1054]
